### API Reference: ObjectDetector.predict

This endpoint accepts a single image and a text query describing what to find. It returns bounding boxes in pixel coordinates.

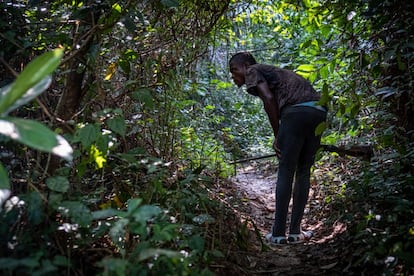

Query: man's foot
[287,230,313,244]
[265,233,287,245]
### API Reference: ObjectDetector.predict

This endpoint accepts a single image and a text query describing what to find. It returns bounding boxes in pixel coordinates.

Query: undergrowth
[0,151,234,275]
[315,138,414,274]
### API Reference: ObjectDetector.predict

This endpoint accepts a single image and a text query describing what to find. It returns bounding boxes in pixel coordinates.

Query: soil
[214,160,350,275]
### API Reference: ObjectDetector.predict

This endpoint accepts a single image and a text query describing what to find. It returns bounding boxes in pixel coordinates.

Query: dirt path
[223,161,347,275]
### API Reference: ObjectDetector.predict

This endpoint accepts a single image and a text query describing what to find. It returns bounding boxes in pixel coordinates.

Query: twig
[0,56,19,77]
[60,24,100,65]
[35,98,55,121]
[0,33,24,51]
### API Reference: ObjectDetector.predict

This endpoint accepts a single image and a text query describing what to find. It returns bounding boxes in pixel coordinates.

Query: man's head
[229,52,257,87]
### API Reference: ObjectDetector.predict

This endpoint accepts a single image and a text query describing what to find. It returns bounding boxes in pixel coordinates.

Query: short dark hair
[229,52,257,66]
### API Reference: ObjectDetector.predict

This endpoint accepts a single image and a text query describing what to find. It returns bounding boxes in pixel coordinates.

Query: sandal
[265,233,287,245]
[287,230,313,244]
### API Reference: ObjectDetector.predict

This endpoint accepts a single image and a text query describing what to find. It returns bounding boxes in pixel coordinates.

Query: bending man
[229,52,327,244]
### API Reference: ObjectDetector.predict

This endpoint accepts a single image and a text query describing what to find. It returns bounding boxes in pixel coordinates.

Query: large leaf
[296,64,317,72]
[0,117,73,161]
[0,76,52,116]
[131,88,154,108]
[73,123,100,148]
[46,176,70,193]
[59,201,93,227]
[0,163,10,189]
[107,115,126,137]
[0,48,63,114]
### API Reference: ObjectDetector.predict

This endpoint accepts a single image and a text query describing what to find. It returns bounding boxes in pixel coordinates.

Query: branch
[230,144,373,164]
[0,56,19,77]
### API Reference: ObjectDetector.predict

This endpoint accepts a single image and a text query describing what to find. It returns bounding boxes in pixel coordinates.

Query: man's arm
[256,81,281,157]
[256,81,279,137]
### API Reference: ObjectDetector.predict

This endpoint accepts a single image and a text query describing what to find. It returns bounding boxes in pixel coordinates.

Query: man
[229,52,327,244]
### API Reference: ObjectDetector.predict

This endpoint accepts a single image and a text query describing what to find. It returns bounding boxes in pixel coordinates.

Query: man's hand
[273,139,281,159]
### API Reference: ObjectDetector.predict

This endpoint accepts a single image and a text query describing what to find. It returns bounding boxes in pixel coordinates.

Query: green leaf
[0,118,73,161]
[95,133,110,154]
[127,198,143,214]
[92,208,123,220]
[213,80,233,89]
[0,76,52,116]
[0,48,63,114]
[53,255,71,268]
[109,218,129,246]
[73,123,100,148]
[152,224,178,241]
[138,248,181,262]
[0,163,10,189]
[97,258,128,275]
[107,115,126,137]
[188,234,205,252]
[320,65,329,79]
[90,144,106,169]
[131,205,161,223]
[0,258,39,270]
[112,3,122,13]
[315,121,327,136]
[296,64,316,72]
[161,0,179,8]
[46,176,69,193]
[138,248,182,262]
[131,88,154,108]
[25,191,44,225]
[59,201,93,227]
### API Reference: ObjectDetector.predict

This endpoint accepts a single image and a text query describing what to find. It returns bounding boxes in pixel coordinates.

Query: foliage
[0,49,72,190]
[1,0,231,275]
[316,0,413,273]
[346,147,414,272]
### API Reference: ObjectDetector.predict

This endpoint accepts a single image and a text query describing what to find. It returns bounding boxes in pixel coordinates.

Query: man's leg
[289,157,313,234]
[272,112,304,237]
[289,108,326,234]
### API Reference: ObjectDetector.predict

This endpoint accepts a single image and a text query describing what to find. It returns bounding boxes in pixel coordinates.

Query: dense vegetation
[0,0,413,275]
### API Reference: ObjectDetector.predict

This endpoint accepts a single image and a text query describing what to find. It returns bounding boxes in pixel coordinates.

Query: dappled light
[0,189,11,209]
[0,120,19,140]
[51,135,73,162]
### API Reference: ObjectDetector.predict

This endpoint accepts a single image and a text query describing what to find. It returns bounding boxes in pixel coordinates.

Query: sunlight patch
[52,135,73,162]
[0,120,19,139]
[0,189,11,210]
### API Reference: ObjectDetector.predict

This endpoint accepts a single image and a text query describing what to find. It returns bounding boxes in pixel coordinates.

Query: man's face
[229,62,246,87]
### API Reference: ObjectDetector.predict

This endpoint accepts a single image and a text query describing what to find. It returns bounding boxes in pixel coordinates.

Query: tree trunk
[56,63,85,121]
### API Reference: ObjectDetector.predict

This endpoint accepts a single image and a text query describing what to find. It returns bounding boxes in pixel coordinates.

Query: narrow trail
[221,160,348,275]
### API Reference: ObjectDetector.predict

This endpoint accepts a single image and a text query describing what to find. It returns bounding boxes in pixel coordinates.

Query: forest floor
[213,160,350,275]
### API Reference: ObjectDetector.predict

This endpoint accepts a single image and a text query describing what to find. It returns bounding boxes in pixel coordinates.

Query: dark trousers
[272,106,327,236]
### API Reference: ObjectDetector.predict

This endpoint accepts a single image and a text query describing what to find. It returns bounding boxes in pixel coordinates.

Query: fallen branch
[230,144,373,164]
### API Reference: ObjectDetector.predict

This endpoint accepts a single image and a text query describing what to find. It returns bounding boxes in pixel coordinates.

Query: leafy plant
[0,48,72,190]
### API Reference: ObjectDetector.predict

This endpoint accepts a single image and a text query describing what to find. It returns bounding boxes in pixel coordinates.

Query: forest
[0,0,413,275]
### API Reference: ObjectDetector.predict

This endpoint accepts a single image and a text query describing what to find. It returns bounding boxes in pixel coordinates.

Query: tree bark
[56,62,85,121]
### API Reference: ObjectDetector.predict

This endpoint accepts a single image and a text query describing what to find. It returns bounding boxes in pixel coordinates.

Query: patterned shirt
[245,64,320,112]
